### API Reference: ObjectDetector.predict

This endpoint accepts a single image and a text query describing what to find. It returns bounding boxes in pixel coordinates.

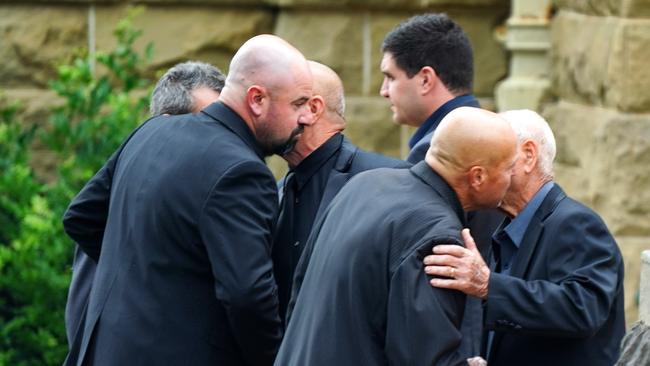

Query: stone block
[0,5,87,88]
[606,20,650,112]
[544,101,650,237]
[344,96,402,159]
[269,0,507,9]
[552,11,650,112]
[274,11,365,95]
[2,88,65,182]
[555,0,650,18]
[95,5,273,75]
[642,250,650,323]
[551,11,616,108]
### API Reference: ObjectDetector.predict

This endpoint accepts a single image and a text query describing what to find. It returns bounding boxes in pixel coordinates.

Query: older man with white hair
[424,109,626,366]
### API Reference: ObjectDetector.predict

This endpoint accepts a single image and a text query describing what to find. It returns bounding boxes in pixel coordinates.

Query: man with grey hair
[150,61,225,116]
[273,61,408,323]
[63,60,226,350]
[424,109,625,365]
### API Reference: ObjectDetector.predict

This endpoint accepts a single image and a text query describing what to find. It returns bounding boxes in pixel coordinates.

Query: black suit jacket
[62,102,282,366]
[274,136,409,321]
[484,184,625,365]
[276,162,467,366]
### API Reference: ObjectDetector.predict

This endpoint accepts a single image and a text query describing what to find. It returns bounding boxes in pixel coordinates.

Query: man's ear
[308,95,325,121]
[467,165,487,190]
[521,140,538,174]
[246,85,267,117]
[418,66,438,94]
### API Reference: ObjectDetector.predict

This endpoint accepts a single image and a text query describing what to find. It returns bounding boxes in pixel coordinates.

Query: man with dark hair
[150,61,225,116]
[63,35,313,366]
[380,13,475,164]
[272,61,408,323]
[64,60,225,349]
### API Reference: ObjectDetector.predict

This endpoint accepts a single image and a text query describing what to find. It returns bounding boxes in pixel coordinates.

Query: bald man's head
[426,106,518,211]
[308,61,345,124]
[225,35,310,96]
[218,35,314,156]
[282,61,347,167]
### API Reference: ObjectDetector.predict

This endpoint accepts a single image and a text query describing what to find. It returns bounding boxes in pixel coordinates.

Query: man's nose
[379,79,389,98]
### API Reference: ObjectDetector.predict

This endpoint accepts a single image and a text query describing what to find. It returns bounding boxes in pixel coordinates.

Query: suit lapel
[487,185,566,361]
[312,138,356,225]
[510,185,565,278]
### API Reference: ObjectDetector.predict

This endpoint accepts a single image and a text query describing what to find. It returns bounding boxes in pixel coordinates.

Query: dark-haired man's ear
[419,66,438,94]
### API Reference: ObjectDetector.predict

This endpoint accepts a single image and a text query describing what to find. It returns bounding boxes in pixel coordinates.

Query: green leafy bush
[0,8,153,365]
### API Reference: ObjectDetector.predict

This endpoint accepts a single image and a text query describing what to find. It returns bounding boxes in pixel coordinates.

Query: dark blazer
[274,135,409,321]
[276,162,467,366]
[484,184,625,365]
[64,247,96,347]
[62,102,282,366]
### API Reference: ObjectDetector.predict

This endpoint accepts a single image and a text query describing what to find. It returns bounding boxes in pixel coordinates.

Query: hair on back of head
[381,13,474,95]
[150,61,226,116]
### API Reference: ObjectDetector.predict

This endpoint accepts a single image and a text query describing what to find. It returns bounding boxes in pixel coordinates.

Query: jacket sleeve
[61,119,150,261]
[199,160,282,366]
[385,238,467,366]
[484,208,623,338]
[62,149,120,262]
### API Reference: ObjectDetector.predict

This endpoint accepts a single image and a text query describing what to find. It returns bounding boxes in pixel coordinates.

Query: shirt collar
[290,133,343,190]
[503,181,555,247]
[408,94,479,148]
[200,102,265,160]
[410,161,466,226]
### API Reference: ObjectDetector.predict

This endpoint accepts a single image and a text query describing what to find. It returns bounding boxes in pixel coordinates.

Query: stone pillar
[495,0,552,111]
[546,1,650,324]
[641,251,650,323]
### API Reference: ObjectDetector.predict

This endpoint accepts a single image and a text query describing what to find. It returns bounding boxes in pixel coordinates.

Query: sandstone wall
[0,0,509,175]
[547,0,650,324]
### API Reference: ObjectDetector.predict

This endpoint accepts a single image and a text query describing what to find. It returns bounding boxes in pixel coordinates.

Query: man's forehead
[380,53,393,68]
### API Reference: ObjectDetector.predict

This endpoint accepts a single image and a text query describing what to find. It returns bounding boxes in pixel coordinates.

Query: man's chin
[276,134,302,156]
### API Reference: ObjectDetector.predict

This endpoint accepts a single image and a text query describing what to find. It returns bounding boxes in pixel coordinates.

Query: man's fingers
[461,228,478,252]
[429,278,460,290]
[432,244,466,256]
[424,265,456,277]
[423,254,460,266]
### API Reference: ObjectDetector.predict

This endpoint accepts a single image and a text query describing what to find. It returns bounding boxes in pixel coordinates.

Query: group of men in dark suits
[62,12,625,366]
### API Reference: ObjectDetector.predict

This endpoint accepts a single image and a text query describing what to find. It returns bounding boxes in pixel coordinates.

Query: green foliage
[0,7,153,365]
[0,96,40,245]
